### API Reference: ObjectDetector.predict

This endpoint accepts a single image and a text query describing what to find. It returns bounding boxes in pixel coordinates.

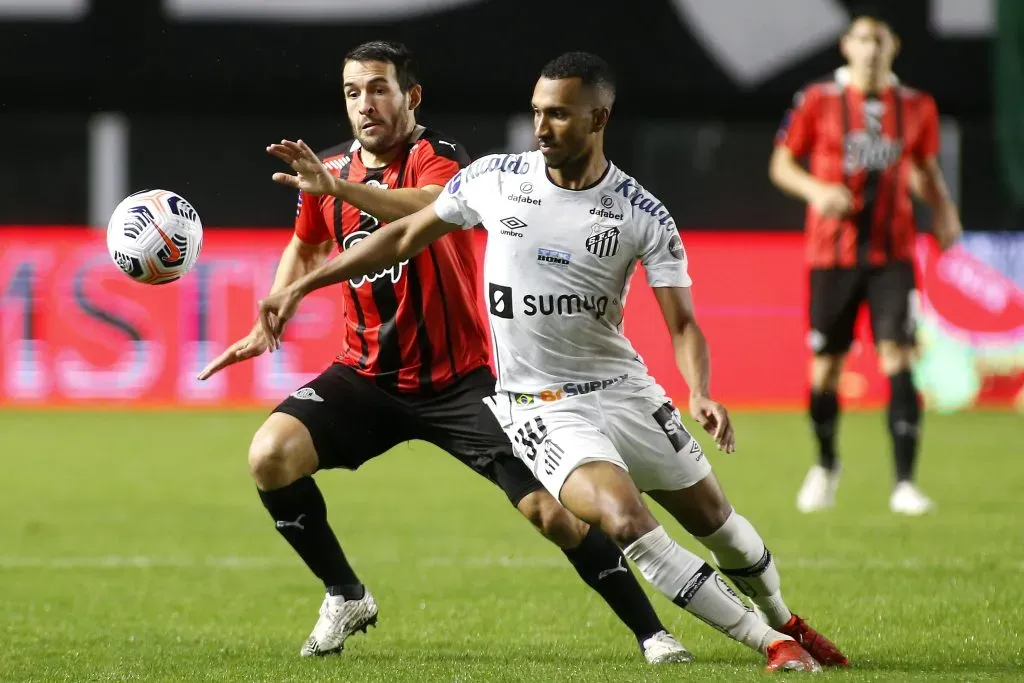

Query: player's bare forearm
[914,158,951,206]
[653,287,711,399]
[331,180,443,223]
[915,158,960,216]
[769,146,825,203]
[915,158,963,247]
[294,204,455,297]
[674,322,712,399]
[268,235,332,295]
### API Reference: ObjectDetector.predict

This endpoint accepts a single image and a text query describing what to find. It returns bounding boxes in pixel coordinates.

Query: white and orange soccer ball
[106,189,203,285]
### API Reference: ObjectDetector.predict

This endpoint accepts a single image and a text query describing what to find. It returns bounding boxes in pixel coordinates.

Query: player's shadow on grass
[339,649,761,668]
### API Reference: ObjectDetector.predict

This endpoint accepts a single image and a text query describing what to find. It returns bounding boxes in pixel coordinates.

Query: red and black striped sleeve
[777,84,821,159]
[293,190,331,244]
[412,133,472,188]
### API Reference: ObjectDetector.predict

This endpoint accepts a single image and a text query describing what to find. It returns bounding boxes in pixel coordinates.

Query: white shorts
[488,375,713,501]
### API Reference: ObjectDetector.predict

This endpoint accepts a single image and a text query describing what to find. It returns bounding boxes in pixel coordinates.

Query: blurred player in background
[769,10,963,515]
[199,41,689,663]
[257,51,849,672]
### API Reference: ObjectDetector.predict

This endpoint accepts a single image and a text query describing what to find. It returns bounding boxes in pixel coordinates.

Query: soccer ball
[106,189,203,285]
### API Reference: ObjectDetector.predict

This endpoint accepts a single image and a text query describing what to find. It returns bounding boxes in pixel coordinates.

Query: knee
[248,415,317,491]
[600,499,658,548]
[690,501,734,538]
[810,355,844,392]
[248,433,294,491]
[517,492,588,549]
[878,342,911,376]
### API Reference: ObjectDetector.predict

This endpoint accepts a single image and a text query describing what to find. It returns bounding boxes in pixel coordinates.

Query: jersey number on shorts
[513,417,548,462]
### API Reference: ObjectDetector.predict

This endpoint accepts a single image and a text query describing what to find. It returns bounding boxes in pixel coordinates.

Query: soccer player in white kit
[258,52,849,672]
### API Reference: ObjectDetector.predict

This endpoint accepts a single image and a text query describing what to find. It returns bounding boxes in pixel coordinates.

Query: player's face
[531,77,604,169]
[342,60,419,154]
[841,18,898,80]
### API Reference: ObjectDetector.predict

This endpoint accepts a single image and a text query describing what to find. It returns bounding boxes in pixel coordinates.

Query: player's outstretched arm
[268,139,441,223]
[257,204,458,347]
[652,286,736,454]
[196,235,332,380]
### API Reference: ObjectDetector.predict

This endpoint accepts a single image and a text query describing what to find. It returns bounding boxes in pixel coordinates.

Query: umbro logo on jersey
[690,439,705,462]
[291,387,324,402]
[500,216,527,238]
[586,226,620,258]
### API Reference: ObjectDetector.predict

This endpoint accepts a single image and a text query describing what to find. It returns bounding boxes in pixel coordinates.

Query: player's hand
[267,139,337,196]
[810,183,854,218]
[933,202,963,250]
[257,285,304,351]
[689,396,736,454]
[196,324,270,380]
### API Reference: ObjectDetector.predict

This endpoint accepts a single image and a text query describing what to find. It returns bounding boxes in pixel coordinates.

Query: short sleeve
[912,94,940,161]
[640,217,693,288]
[414,138,472,188]
[293,190,331,244]
[776,87,818,158]
[432,169,481,229]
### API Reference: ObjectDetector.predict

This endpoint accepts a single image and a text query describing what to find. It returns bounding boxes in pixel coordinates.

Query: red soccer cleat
[777,614,850,667]
[765,639,821,672]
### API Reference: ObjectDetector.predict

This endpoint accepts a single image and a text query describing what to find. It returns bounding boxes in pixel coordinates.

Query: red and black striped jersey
[294,128,490,393]
[776,70,940,269]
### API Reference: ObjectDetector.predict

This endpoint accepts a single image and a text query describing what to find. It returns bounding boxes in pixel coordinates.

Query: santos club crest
[586,225,620,258]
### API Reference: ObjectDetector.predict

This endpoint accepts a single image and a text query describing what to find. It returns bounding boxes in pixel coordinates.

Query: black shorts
[273,364,543,506]
[809,262,917,355]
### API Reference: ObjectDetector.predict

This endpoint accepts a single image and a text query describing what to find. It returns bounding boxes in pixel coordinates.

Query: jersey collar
[542,159,613,193]
[834,66,899,93]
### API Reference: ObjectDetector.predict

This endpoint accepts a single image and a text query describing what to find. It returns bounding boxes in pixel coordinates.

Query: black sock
[888,371,921,483]
[562,526,665,644]
[809,389,840,471]
[258,476,363,598]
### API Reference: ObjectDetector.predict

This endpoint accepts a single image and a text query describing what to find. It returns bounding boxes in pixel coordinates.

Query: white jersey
[433,150,691,397]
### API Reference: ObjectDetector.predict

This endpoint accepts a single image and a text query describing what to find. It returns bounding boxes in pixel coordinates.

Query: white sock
[696,511,792,627]
[623,526,789,653]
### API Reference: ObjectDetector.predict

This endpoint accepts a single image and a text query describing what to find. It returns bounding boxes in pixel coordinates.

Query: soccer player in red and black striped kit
[199,41,689,662]
[770,12,962,515]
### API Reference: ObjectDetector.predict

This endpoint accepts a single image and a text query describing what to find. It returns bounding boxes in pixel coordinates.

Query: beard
[540,142,584,170]
[541,150,568,169]
[352,109,410,155]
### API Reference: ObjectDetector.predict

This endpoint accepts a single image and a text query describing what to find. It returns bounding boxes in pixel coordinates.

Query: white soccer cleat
[796,465,839,513]
[300,590,379,657]
[889,482,935,516]
[641,630,694,664]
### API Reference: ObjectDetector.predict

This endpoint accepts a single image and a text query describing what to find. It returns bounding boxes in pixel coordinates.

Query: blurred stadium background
[2,1,1022,681]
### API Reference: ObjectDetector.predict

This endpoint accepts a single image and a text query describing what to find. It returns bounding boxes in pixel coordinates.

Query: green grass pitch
[1,408,1021,682]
